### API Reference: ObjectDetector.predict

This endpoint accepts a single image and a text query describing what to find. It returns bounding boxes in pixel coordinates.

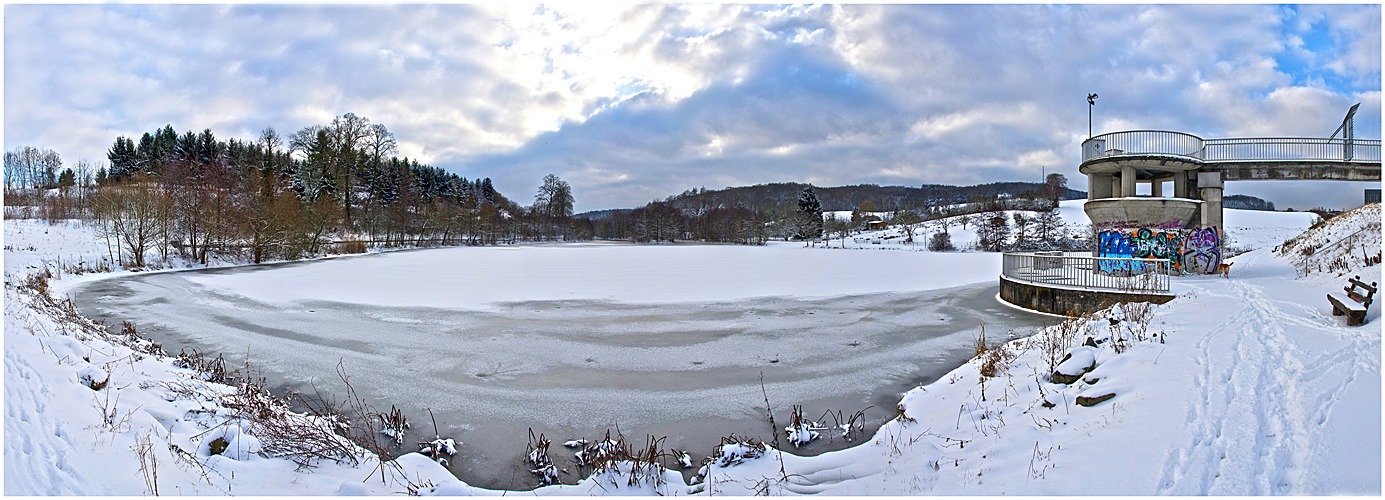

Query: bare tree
[366,123,397,160]
[94,175,167,268]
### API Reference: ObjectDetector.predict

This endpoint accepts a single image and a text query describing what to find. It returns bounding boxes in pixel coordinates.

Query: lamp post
[1087,93,1098,138]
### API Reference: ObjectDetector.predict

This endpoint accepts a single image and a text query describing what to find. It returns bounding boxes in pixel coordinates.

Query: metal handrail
[1083,130,1382,163]
[1082,130,1205,162]
[1002,252,1171,294]
[1204,137,1381,162]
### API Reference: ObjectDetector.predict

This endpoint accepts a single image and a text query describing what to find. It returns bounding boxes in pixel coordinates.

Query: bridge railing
[1203,137,1382,162]
[1002,252,1171,294]
[1084,131,1382,163]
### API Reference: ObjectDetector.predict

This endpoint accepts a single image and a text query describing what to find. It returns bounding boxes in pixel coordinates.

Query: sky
[4,4,1380,212]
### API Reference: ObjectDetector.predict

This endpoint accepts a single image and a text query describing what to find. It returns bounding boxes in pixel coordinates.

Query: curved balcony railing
[1082,130,1205,162]
[1002,252,1170,294]
[1083,130,1382,164]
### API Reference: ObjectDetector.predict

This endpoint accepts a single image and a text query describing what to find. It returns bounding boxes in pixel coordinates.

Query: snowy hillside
[4,203,1379,495]
[1276,203,1382,282]
[814,199,1316,254]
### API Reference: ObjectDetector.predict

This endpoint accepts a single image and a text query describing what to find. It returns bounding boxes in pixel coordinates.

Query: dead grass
[1112,301,1155,353]
[334,239,368,255]
[526,429,559,486]
[571,428,672,489]
[1037,315,1090,375]
[174,348,232,384]
[221,374,363,469]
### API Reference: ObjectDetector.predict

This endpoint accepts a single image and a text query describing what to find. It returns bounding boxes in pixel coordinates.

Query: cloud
[4,4,1378,212]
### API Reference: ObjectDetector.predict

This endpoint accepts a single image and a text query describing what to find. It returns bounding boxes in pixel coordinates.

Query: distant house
[867,220,888,230]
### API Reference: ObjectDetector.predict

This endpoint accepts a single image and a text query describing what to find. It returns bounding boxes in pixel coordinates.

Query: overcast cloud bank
[5,4,1379,211]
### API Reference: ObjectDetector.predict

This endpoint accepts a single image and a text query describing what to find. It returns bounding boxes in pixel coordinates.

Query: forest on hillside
[4,113,586,268]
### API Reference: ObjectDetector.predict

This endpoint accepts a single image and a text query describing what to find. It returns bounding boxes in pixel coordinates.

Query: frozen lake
[73,242,1053,489]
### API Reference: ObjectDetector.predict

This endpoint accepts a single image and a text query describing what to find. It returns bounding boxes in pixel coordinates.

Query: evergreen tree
[480,178,496,205]
[135,133,157,173]
[294,129,337,202]
[107,136,138,180]
[797,185,824,240]
[154,125,178,162]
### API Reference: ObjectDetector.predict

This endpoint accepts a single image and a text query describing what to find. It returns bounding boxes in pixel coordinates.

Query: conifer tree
[797,185,824,240]
[106,136,138,180]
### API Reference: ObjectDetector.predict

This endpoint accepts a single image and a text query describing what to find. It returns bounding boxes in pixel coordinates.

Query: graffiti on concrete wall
[1180,226,1222,274]
[1096,226,1222,275]
[1097,227,1186,272]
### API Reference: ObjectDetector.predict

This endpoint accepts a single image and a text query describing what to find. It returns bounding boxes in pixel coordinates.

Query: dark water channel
[73,260,1052,490]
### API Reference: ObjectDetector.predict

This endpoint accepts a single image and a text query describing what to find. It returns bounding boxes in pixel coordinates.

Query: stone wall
[999,275,1175,317]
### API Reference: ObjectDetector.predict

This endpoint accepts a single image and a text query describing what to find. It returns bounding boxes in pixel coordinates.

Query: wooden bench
[1327,276,1376,326]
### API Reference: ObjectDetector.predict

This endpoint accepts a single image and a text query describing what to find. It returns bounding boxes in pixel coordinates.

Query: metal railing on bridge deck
[1203,137,1381,163]
[1082,130,1383,163]
[1002,252,1171,294]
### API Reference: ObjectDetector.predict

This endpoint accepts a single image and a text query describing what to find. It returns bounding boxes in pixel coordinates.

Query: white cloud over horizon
[5,4,1380,212]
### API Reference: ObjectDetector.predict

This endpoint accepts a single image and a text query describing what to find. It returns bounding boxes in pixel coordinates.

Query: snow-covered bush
[200,424,263,461]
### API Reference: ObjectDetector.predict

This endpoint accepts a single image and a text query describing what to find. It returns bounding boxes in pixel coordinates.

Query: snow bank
[4,220,464,495]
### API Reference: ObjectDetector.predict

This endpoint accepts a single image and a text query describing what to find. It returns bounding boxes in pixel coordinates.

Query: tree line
[5,113,583,268]
[584,174,1081,249]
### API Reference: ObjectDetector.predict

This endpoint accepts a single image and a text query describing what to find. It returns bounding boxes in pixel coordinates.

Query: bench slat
[1329,292,1369,312]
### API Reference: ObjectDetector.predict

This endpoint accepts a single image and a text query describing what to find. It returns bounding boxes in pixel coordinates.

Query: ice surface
[72,243,1051,488]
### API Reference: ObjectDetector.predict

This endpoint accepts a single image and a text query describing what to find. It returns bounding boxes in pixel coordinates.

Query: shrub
[928,232,955,251]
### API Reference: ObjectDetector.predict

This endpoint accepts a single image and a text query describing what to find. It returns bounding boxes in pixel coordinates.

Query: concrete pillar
[1100,174,1116,199]
[1150,178,1163,197]
[1197,171,1223,232]
[1088,173,1114,200]
[1121,165,1136,197]
[1174,171,1188,198]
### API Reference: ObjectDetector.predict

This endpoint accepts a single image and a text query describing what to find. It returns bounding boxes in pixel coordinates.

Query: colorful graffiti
[1097,227,1185,272]
[1180,227,1222,274]
[1096,226,1222,275]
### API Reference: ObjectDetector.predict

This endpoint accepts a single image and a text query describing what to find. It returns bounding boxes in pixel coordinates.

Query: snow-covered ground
[175,242,1003,309]
[5,202,1378,495]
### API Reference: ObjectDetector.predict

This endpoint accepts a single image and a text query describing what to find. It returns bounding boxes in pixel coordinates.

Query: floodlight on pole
[1087,93,1099,138]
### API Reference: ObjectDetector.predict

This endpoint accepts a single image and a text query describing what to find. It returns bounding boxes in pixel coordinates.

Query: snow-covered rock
[77,365,107,390]
[1051,346,1097,384]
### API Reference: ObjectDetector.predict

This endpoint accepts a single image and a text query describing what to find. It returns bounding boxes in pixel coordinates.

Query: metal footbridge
[1082,130,1380,182]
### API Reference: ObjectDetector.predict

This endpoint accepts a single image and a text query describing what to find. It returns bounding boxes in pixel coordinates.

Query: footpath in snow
[4,205,1380,495]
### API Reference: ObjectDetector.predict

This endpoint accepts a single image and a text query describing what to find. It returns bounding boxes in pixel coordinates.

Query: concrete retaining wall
[999,275,1175,317]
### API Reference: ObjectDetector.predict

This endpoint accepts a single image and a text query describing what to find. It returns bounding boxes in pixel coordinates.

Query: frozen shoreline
[70,244,1053,490]
[6,203,1378,495]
